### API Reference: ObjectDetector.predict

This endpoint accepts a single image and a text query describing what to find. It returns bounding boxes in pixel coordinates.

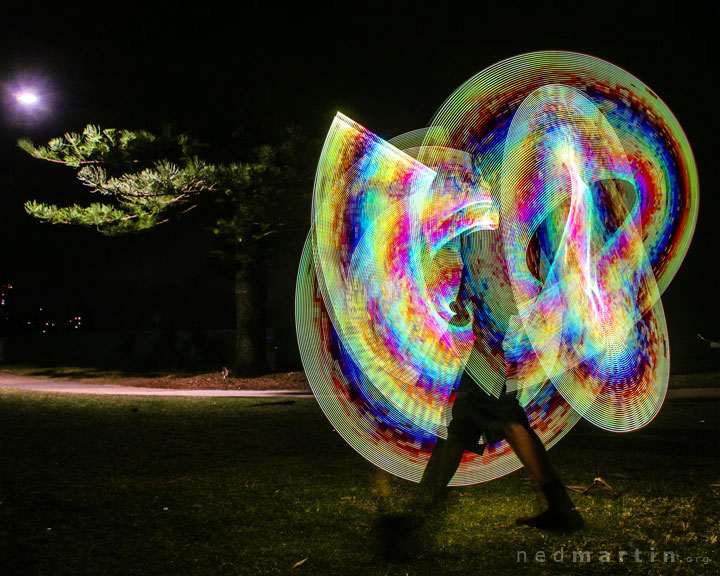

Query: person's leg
[419,371,484,496]
[419,434,467,496]
[500,422,583,529]
[501,422,555,484]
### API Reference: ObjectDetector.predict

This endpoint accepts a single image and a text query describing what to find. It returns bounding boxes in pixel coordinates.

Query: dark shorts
[447,371,531,449]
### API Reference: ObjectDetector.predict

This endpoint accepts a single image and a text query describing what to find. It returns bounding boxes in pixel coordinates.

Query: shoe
[515,506,584,531]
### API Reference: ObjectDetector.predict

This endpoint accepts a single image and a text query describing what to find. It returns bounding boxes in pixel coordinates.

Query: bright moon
[16,91,39,106]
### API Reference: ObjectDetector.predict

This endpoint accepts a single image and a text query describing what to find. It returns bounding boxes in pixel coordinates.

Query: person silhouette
[418,229,583,530]
[418,178,634,529]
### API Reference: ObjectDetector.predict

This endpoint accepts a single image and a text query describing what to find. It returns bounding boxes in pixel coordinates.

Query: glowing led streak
[296,52,697,483]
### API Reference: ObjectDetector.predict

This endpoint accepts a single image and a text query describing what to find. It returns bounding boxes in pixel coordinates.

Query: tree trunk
[234,258,267,376]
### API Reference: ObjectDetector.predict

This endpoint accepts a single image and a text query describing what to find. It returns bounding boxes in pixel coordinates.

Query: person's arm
[449,235,472,326]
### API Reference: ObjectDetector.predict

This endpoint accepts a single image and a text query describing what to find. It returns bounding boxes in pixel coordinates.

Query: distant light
[16,91,39,106]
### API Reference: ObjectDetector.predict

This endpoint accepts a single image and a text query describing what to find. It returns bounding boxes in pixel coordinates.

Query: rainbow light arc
[296,52,698,484]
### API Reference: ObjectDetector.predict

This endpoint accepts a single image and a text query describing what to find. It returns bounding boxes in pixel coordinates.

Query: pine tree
[20,124,314,376]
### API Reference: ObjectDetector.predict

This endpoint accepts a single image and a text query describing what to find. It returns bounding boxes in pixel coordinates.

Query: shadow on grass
[0,392,717,575]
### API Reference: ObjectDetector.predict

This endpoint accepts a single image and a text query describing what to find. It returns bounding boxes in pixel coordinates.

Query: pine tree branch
[20,123,318,243]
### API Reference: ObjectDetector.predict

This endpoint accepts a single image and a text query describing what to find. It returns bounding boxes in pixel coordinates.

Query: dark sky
[0,3,716,359]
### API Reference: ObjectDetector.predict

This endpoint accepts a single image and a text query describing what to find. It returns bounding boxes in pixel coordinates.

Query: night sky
[0,4,716,368]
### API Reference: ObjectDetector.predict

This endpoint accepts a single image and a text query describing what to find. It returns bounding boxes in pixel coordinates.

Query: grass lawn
[669,371,720,389]
[0,390,718,575]
[1,364,718,390]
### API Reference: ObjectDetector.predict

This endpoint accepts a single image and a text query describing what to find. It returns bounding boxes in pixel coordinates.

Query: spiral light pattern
[296,52,698,484]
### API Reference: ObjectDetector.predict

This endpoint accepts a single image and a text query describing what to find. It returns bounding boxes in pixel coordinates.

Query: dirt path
[0,373,314,398]
[1,373,719,400]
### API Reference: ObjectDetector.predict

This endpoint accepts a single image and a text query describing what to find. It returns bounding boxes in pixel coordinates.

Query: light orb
[16,91,40,106]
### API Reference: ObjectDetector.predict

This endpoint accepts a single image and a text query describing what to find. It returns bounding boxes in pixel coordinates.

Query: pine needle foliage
[20,124,313,248]
[19,123,316,375]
